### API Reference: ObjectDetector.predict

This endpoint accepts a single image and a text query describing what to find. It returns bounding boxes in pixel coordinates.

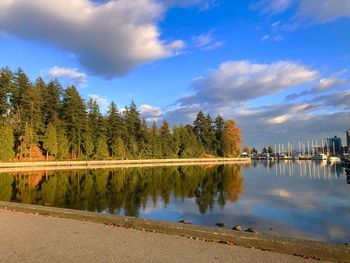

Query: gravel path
[0,209,328,263]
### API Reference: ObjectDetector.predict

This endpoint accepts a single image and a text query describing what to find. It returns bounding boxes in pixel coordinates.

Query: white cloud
[271,21,281,30]
[233,102,350,146]
[286,72,350,100]
[266,115,289,125]
[192,31,224,51]
[89,94,109,108]
[268,189,291,198]
[251,0,293,14]
[48,66,87,87]
[164,60,350,147]
[313,77,350,93]
[261,35,270,41]
[254,0,350,24]
[313,90,350,110]
[161,0,217,10]
[261,34,284,42]
[0,0,184,78]
[298,0,350,23]
[140,104,162,121]
[179,60,318,106]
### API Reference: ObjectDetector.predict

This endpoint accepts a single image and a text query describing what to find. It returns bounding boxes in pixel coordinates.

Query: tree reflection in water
[0,165,243,216]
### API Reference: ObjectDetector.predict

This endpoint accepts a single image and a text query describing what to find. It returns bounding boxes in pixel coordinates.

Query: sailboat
[311,153,327,160]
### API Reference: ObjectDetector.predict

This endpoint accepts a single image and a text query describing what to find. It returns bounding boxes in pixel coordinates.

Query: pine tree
[112,136,126,159]
[205,114,217,154]
[193,111,216,154]
[106,101,123,155]
[149,121,162,158]
[62,86,87,158]
[11,68,31,110]
[83,132,94,159]
[43,80,61,125]
[87,98,106,146]
[123,101,141,158]
[160,120,176,158]
[20,81,43,139]
[178,125,204,158]
[94,137,109,160]
[18,123,35,159]
[215,115,225,156]
[56,125,69,160]
[43,122,58,159]
[0,124,14,161]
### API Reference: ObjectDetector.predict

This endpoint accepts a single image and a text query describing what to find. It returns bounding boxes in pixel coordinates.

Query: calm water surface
[0,161,349,243]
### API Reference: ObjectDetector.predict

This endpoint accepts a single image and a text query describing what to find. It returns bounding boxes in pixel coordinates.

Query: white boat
[311,153,327,160]
[327,156,341,164]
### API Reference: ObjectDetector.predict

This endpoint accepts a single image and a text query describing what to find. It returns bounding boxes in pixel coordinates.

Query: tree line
[0,67,242,161]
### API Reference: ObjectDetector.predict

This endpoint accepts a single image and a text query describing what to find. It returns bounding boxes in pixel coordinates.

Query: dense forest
[0,67,242,161]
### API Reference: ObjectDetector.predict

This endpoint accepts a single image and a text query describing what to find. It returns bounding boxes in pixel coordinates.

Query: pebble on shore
[245,228,258,234]
[215,223,225,227]
[232,225,241,231]
[178,220,191,225]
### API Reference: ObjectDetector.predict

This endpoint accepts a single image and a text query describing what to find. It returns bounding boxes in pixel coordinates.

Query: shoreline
[0,201,348,262]
[0,158,250,172]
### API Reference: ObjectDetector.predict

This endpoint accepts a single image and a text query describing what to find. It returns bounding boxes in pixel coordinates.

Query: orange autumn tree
[222,120,242,157]
[243,147,251,154]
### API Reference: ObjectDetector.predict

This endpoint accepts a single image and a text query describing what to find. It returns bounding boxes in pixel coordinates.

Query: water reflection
[242,160,349,243]
[252,160,345,181]
[0,165,243,216]
[0,161,349,243]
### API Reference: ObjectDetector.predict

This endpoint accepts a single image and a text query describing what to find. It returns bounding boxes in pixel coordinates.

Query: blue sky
[0,0,349,147]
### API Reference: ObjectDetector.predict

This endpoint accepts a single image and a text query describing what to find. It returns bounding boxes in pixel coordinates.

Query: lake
[0,160,349,243]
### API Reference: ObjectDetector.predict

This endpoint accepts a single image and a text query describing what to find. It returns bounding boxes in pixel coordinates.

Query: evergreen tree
[215,115,225,156]
[94,137,109,160]
[112,136,126,159]
[160,120,176,158]
[20,81,43,139]
[0,124,14,161]
[43,122,58,159]
[178,125,204,158]
[149,121,162,158]
[194,111,216,154]
[18,123,35,159]
[62,86,87,158]
[42,80,61,125]
[137,119,150,158]
[11,68,31,111]
[123,101,141,158]
[87,98,106,146]
[106,101,123,155]
[56,125,69,160]
[205,114,217,153]
[82,132,94,159]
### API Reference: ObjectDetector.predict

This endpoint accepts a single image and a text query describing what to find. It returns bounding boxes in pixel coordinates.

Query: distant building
[327,136,342,155]
[347,129,350,148]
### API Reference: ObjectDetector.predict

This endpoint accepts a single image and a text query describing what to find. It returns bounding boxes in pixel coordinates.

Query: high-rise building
[327,136,342,155]
[347,129,350,148]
